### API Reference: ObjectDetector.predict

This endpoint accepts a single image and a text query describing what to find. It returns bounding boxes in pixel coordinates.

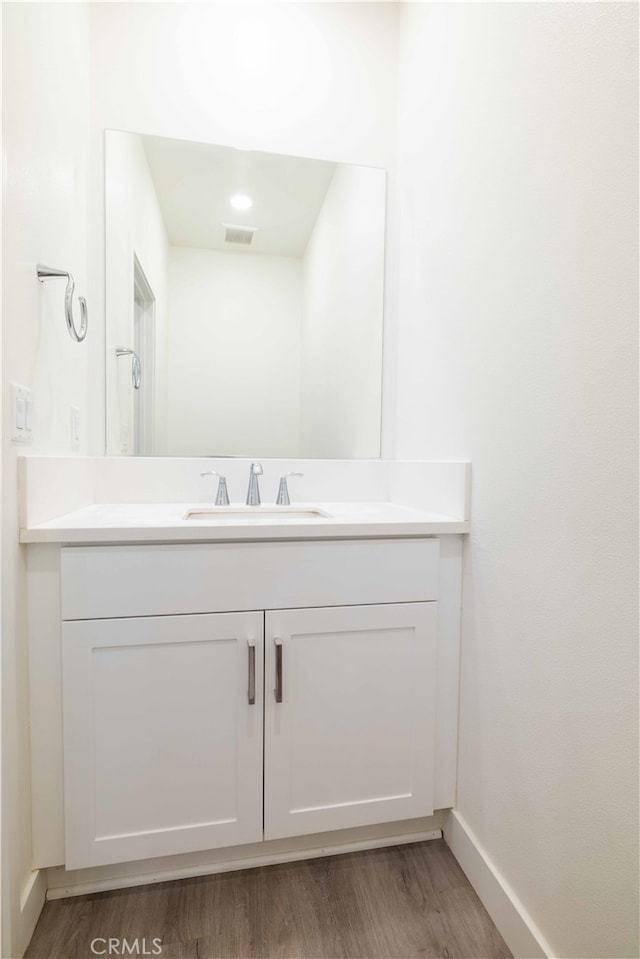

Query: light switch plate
[10,383,34,443]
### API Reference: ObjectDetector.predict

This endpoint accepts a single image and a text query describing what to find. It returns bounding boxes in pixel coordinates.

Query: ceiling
[142,135,337,258]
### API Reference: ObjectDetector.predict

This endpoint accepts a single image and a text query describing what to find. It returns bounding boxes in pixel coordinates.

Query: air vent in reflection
[223,224,258,246]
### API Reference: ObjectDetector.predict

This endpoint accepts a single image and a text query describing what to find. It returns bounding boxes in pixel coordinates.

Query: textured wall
[396,4,638,956]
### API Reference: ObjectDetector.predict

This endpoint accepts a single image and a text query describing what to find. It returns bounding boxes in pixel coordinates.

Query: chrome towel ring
[36,265,88,343]
[116,347,142,390]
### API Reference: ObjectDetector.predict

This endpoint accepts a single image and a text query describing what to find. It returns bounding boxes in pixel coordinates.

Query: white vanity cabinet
[62,601,437,869]
[28,533,462,876]
[62,612,265,869]
[264,603,437,840]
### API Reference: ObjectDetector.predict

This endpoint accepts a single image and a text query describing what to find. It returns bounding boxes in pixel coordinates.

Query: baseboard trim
[46,828,442,900]
[444,810,553,959]
[19,869,46,957]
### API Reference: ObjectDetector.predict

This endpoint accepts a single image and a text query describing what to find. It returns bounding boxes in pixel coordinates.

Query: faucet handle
[200,470,230,506]
[246,461,263,506]
[276,472,304,506]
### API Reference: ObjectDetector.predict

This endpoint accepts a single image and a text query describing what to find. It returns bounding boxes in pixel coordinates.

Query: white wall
[167,248,302,457]
[1,3,91,955]
[396,4,638,957]
[89,0,399,456]
[105,132,169,455]
[300,166,385,457]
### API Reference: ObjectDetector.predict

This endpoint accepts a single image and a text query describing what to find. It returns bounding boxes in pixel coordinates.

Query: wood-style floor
[25,840,512,959]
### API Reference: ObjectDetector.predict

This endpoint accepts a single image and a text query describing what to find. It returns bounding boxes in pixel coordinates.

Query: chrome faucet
[246,462,263,506]
[200,470,230,506]
[276,472,304,506]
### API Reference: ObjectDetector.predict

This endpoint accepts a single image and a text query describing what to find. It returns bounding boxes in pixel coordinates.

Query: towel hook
[116,347,142,390]
[36,265,88,343]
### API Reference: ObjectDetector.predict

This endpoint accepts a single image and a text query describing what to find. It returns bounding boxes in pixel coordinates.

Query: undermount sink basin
[184,506,331,522]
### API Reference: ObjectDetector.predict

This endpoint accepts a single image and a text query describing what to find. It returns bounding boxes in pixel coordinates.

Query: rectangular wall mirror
[105,131,386,458]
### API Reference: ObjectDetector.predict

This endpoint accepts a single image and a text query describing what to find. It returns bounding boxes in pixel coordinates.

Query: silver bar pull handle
[247,640,256,705]
[274,639,283,703]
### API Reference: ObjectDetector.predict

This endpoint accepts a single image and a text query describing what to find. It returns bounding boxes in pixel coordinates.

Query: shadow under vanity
[20,457,469,893]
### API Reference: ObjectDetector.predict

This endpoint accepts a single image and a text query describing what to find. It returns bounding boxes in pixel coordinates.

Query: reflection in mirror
[105,131,385,457]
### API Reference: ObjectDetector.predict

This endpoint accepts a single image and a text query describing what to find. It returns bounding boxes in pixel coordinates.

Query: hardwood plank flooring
[25,840,512,959]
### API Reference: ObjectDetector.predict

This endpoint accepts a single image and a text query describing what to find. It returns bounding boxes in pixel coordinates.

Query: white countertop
[19,501,469,544]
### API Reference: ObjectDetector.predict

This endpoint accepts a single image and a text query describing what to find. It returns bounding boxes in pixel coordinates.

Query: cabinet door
[62,611,263,869]
[264,603,437,840]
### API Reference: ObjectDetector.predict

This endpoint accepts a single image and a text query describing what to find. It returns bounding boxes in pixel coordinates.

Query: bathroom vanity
[21,464,468,889]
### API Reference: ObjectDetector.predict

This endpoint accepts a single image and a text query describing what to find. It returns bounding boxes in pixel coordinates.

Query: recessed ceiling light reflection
[230,193,253,211]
